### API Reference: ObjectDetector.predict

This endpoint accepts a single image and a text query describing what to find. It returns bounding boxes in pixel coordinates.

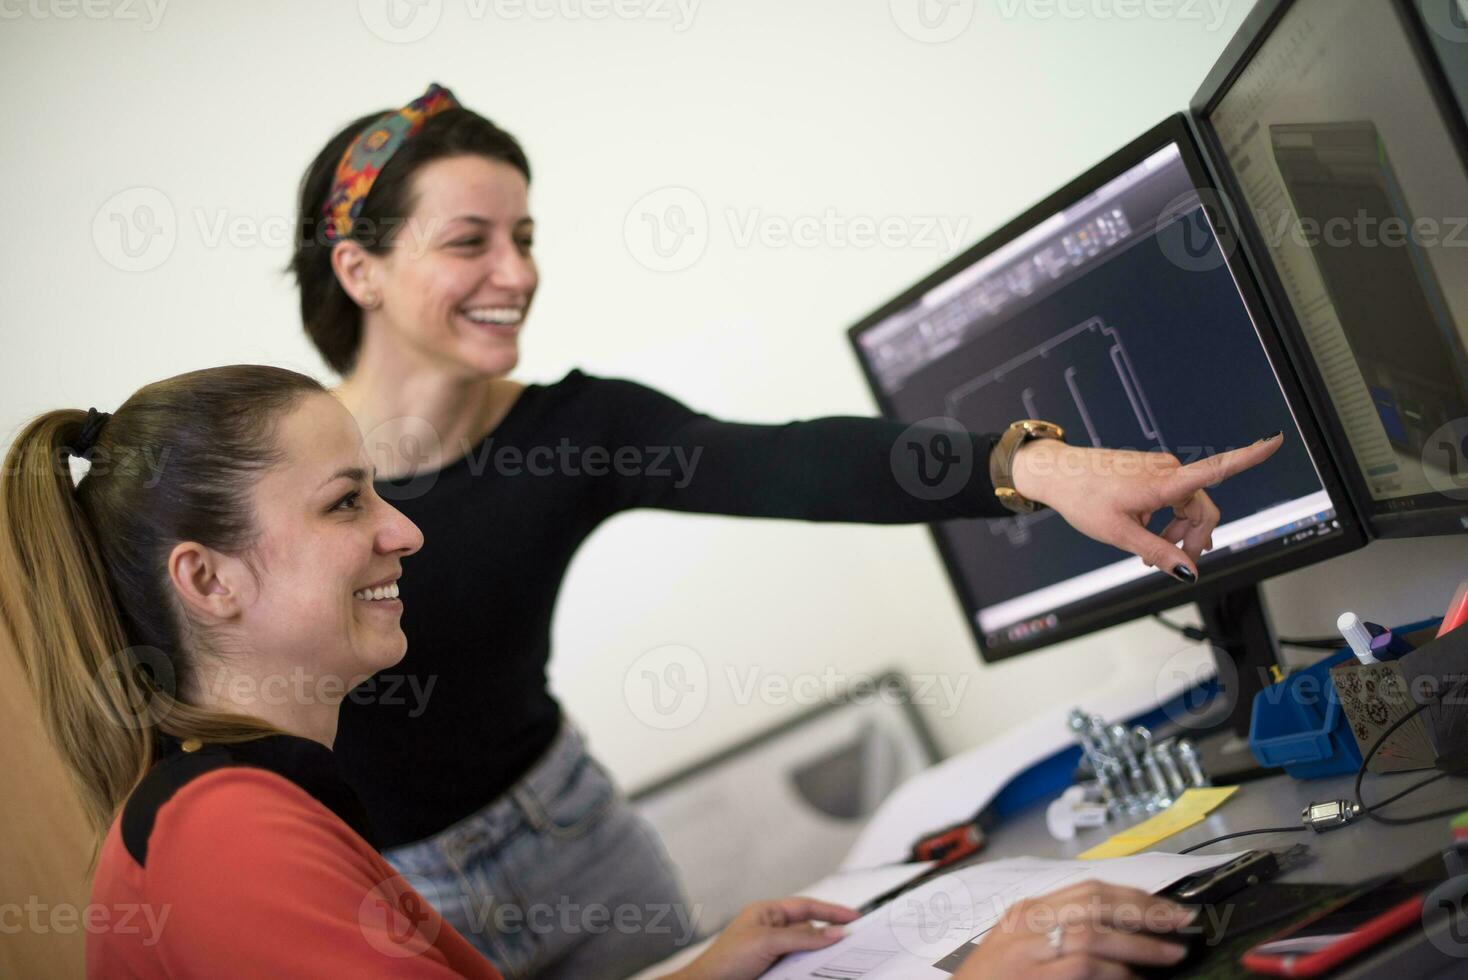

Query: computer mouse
[1131,910,1212,978]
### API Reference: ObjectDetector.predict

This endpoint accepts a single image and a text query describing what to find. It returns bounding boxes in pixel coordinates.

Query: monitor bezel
[1189,0,1468,539]
[847,113,1366,664]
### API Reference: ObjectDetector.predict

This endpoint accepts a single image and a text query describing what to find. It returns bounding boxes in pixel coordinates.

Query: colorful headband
[322,83,460,243]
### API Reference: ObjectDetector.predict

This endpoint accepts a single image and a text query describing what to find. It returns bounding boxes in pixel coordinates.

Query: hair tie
[322,83,460,244]
[73,407,111,461]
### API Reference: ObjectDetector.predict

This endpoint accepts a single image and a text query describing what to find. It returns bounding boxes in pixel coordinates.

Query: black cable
[1354,676,1468,826]
[1367,770,1447,811]
[1150,613,1344,652]
[1280,638,1350,651]
[1175,773,1452,854]
[1152,613,1212,644]
[1176,825,1307,854]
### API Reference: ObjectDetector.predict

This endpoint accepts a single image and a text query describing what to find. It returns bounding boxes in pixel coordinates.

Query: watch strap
[989,419,1065,514]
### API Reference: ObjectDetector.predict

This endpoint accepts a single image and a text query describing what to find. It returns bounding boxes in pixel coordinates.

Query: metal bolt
[1153,737,1188,798]
[1097,758,1128,817]
[1069,708,1107,775]
[1110,724,1152,813]
[1136,728,1174,810]
[1176,738,1210,787]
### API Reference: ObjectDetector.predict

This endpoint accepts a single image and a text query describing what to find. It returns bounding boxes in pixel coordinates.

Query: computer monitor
[848,115,1364,745]
[1192,0,1468,538]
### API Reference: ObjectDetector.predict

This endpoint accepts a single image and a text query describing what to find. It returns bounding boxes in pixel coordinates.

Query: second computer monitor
[1193,0,1468,538]
[849,115,1361,662]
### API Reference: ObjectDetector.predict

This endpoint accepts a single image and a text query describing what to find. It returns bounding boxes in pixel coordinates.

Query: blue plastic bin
[1248,648,1363,779]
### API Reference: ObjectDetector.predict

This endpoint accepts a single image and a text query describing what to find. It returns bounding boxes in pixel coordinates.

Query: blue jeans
[385,725,697,980]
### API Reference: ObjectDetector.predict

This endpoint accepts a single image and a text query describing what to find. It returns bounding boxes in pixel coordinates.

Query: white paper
[795,862,938,911]
[840,661,1215,871]
[759,852,1241,980]
[624,864,937,980]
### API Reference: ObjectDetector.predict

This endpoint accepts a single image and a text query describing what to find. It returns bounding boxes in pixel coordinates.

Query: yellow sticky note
[1078,787,1239,860]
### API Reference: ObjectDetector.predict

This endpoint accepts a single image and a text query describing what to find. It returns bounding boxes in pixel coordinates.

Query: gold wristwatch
[989,419,1065,514]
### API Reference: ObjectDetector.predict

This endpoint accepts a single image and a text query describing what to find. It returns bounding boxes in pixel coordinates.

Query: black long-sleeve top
[336,370,1008,847]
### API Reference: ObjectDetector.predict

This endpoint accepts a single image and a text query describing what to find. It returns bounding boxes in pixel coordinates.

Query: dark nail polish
[1259,431,1282,442]
[1173,565,1197,583]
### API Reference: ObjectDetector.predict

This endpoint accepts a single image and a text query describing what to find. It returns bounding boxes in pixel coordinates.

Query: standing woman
[289,84,1282,980]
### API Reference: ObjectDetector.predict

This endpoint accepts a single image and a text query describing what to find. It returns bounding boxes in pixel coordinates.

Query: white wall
[3,0,1463,793]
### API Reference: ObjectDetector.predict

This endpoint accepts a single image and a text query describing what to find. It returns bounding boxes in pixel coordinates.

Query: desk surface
[991,767,1463,883]
[635,767,1467,979]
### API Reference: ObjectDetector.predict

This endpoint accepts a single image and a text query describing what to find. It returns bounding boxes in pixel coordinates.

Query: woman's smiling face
[232,392,424,691]
[364,155,537,379]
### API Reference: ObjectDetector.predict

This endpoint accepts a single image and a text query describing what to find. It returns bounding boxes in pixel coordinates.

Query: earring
[362,291,380,310]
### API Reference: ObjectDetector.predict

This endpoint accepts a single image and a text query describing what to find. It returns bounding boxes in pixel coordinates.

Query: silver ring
[1046,923,1064,958]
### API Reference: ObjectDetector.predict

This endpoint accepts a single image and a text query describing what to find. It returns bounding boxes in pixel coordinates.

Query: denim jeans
[385,724,697,980]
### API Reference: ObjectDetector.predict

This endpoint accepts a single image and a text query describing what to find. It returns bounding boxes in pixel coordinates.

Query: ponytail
[0,410,153,833]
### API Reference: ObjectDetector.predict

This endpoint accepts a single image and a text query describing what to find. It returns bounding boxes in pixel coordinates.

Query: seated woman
[0,364,1196,978]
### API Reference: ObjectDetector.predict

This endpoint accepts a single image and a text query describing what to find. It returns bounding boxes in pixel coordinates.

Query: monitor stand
[1189,584,1282,784]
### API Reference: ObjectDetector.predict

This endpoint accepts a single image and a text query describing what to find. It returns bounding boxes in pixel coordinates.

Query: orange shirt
[87,739,500,979]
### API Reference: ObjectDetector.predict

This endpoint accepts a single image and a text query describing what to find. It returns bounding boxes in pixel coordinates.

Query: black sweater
[336,370,1008,847]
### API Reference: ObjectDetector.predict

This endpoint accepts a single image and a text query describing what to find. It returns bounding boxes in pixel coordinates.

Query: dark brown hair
[0,365,325,833]
[289,105,532,375]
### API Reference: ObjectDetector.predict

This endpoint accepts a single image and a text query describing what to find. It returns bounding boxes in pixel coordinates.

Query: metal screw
[1135,727,1174,809]
[1176,738,1210,787]
[1110,724,1153,813]
[1153,737,1188,798]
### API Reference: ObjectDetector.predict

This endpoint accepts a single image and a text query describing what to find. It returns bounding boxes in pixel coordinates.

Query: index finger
[772,897,861,924]
[1166,433,1283,499]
